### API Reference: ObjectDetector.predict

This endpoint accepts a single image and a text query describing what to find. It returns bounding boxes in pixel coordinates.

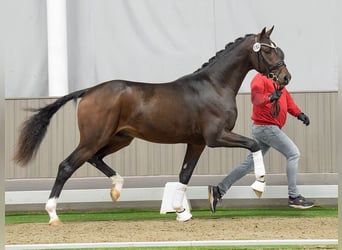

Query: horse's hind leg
[173,144,205,222]
[88,135,134,201]
[88,157,125,202]
[46,146,94,225]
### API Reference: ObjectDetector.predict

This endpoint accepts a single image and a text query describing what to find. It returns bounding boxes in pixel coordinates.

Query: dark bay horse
[14,27,291,224]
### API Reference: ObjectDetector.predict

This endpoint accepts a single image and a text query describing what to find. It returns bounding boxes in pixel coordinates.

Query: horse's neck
[202,37,253,95]
[208,50,252,96]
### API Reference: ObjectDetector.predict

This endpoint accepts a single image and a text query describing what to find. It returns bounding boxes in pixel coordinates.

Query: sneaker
[208,185,222,213]
[288,195,314,209]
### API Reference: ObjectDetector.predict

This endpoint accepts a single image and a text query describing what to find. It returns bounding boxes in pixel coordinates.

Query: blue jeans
[218,124,300,198]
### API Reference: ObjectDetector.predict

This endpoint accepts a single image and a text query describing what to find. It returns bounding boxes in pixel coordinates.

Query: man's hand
[269,90,282,102]
[297,112,310,126]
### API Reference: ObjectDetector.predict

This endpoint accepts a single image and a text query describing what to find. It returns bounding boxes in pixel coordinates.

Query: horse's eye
[263,47,272,54]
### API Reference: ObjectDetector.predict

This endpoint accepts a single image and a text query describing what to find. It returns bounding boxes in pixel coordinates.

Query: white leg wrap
[172,182,187,212]
[45,198,60,224]
[253,150,265,179]
[251,150,266,197]
[172,182,192,222]
[176,208,192,222]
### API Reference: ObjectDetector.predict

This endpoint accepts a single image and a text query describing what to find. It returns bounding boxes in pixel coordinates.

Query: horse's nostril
[284,74,291,84]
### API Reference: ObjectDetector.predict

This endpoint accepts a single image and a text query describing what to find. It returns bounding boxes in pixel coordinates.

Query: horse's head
[251,27,291,87]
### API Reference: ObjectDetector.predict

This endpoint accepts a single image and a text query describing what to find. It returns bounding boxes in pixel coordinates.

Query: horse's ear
[260,27,267,36]
[258,27,267,40]
[266,26,274,37]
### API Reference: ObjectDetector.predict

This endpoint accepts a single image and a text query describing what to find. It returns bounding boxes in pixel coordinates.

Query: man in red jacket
[208,72,314,212]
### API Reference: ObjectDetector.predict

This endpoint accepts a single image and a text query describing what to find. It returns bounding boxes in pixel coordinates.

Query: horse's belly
[122,125,204,145]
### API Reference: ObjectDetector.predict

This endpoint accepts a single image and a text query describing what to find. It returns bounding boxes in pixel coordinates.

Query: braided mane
[194,34,253,73]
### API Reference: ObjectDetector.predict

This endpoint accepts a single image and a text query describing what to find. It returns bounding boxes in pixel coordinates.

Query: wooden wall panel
[5,92,337,179]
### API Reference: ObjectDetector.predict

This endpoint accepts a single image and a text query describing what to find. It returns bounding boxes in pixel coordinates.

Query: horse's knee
[249,140,260,152]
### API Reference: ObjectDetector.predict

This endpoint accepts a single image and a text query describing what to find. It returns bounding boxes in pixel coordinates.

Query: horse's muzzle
[281,73,291,86]
[276,71,291,87]
[268,71,291,87]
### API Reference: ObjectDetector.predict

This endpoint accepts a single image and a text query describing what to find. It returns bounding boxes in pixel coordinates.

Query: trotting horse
[14,27,291,224]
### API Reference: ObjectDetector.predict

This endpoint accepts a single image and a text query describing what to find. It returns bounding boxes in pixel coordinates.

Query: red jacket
[250,73,301,129]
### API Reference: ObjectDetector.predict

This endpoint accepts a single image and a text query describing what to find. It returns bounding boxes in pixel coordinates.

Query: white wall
[4,0,339,98]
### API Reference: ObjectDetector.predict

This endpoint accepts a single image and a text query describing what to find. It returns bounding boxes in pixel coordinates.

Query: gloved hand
[269,90,282,102]
[297,112,310,126]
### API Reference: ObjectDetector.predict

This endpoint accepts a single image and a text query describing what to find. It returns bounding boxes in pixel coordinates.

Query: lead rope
[270,81,282,118]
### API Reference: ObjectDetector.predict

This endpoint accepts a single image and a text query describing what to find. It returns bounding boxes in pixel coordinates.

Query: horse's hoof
[176,209,192,222]
[110,187,120,201]
[49,218,62,225]
[253,190,263,198]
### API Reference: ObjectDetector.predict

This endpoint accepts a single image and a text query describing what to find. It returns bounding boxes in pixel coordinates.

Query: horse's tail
[13,89,87,166]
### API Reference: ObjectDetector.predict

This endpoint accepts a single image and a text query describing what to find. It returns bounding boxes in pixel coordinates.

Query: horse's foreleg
[173,144,205,222]
[46,147,91,225]
[206,130,266,197]
[250,150,266,197]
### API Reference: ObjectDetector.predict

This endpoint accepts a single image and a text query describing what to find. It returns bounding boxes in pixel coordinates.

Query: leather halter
[253,37,286,82]
[253,37,286,118]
